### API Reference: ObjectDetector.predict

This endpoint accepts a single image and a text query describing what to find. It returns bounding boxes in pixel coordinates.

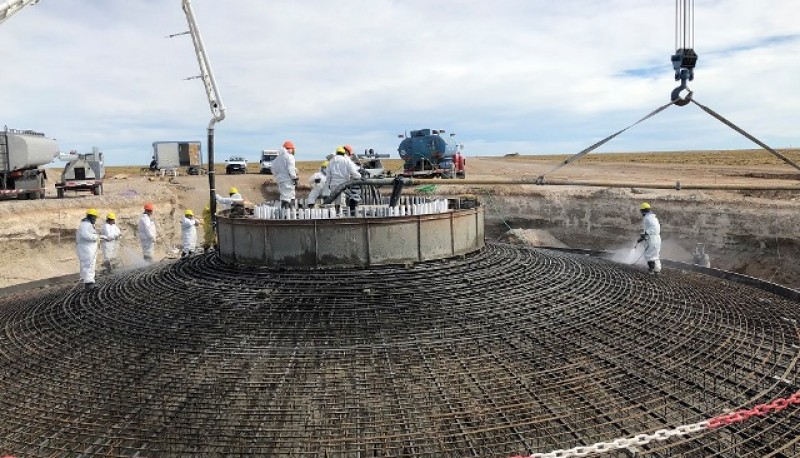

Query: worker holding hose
[636,202,662,275]
[76,208,105,291]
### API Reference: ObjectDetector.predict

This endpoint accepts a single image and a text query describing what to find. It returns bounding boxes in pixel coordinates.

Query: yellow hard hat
[335,146,346,155]
[106,212,116,220]
[640,202,651,210]
[322,160,329,168]
[229,187,238,195]
[184,209,194,217]
[86,208,99,217]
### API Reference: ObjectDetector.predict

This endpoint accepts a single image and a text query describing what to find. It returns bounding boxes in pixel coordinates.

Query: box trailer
[152,141,202,173]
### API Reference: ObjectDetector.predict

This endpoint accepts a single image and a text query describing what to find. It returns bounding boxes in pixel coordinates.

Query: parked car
[225,156,247,174]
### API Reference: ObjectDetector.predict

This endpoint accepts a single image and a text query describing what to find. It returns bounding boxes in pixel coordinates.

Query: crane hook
[671,80,693,107]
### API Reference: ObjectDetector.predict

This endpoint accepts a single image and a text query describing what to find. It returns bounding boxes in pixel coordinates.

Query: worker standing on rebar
[272,140,297,208]
[76,208,103,291]
[100,212,121,273]
[138,203,157,263]
[180,209,201,258]
[307,160,328,207]
[637,202,662,275]
[327,146,362,213]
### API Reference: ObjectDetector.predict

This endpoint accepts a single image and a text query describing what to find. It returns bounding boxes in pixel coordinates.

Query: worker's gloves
[636,234,647,244]
[293,178,298,186]
[314,178,321,184]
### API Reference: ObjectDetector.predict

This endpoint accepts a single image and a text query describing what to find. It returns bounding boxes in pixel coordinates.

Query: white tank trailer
[0,127,59,200]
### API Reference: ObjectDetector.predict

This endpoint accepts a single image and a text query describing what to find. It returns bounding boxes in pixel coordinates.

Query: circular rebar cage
[0,244,798,457]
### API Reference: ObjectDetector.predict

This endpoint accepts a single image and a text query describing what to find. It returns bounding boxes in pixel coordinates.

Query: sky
[1,0,798,166]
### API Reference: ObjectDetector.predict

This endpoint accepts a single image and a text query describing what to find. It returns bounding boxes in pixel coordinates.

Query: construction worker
[307,160,328,207]
[100,212,121,273]
[76,208,103,291]
[637,202,662,275]
[202,203,215,251]
[180,209,201,258]
[216,187,244,212]
[138,203,157,263]
[272,140,297,208]
[327,146,362,213]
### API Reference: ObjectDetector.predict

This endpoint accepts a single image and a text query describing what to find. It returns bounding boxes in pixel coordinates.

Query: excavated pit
[0,244,798,457]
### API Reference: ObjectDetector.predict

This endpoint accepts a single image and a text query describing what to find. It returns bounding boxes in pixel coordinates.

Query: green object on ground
[416,184,437,194]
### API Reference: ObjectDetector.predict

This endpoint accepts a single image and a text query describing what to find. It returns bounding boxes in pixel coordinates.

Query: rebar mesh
[0,243,797,457]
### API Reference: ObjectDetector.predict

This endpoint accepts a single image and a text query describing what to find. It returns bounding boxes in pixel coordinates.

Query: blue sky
[1,0,798,166]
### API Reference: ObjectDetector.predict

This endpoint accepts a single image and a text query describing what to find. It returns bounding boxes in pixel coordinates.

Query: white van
[260,149,278,174]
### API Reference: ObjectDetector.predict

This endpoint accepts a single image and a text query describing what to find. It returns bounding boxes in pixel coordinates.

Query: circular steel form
[0,244,798,457]
[217,206,485,267]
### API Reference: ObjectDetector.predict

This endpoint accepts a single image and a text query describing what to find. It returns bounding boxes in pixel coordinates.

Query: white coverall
[307,171,327,204]
[216,193,243,211]
[138,213,157,262]
[181,216,199,255]
[271,147,297,202]
[100,223,121,267]
[76,218,99,284]
[642,212,662,273]
[327,154,361,207]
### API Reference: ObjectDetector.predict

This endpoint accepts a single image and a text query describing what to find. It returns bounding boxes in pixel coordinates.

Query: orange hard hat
[343,144,353,155]
[283,140,295,150]
[144,203,154,211]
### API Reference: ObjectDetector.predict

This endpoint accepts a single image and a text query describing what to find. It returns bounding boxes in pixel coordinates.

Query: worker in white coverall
[327,146,362,212]
[181,209,201,258]
[637,202,662,275]
[271,140,298,208]
[76,208,105,291]
[100,212,121,273]
[138,203,157,263]
[307,161,328,207]
[216,187,244,212]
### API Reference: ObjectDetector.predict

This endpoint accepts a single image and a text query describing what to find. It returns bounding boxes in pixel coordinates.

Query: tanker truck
[0,127,59,200]
[397,128,463,178]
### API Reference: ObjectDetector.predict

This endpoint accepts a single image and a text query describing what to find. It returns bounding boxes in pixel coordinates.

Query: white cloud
[0,0,797,165]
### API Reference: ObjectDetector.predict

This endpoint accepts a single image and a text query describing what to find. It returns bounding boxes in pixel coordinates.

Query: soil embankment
[1,155,799,289]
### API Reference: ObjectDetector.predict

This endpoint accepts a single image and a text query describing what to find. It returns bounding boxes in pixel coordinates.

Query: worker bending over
[272,140,298,208]
[327,146,362,213]
[138,203,157,263]
[637,202,662,275]
[216,187,244,212]
[307,160,328,207]
[181,209,201,258]
[100,212,121,273]
[76,208,104,291]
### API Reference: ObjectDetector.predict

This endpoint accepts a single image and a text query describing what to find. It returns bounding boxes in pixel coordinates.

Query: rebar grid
[0,244,797,457]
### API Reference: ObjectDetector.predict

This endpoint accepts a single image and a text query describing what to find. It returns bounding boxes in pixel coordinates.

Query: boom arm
[181,0,226,126]
[0,0,40,26]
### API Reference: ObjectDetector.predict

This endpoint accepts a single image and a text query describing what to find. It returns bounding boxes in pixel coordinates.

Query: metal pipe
[403,178,800,191]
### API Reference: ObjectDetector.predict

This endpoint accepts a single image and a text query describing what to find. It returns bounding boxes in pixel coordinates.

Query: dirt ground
[1,155,798,289]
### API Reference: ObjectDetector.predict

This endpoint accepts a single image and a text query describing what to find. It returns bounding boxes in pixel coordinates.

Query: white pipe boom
[0,0,40,26]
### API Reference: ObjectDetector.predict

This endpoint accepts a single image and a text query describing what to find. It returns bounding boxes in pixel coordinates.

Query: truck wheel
[57,188,65,199]
[92,186,100,196]
[30,190,40,200]
[97,184,103,196]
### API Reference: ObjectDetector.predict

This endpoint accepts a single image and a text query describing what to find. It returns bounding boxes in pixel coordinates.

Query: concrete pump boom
[0,0,39,26]
[180,0,226,231]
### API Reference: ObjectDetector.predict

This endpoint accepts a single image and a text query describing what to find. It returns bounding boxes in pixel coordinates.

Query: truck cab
[259,150,278,174]
[226,156,247,174]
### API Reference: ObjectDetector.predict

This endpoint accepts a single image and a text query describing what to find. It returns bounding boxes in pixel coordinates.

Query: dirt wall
[482,187,800,288]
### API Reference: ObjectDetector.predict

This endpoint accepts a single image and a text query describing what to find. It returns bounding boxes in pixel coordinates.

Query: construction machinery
[0,127,58,200]
[397,128,463,178]
[357,149,390,178]
[55,147,105,198]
